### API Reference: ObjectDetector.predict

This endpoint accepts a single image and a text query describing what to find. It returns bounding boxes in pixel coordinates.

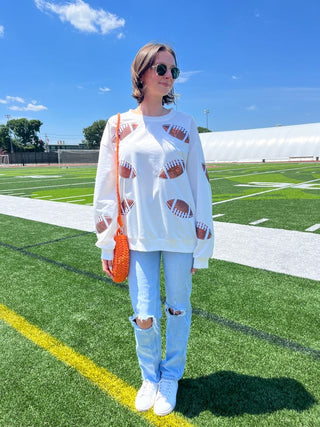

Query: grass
[0,162,319,425]
[0,214,320,426]
[1,162,319,232]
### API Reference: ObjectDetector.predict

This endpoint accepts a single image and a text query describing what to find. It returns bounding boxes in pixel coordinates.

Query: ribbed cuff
[101,249,114,261]
[193,257,208,269]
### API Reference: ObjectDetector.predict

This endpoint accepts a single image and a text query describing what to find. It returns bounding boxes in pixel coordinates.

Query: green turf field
[0,162,319,232]
[0,214,319,426]
[0,163,320,425]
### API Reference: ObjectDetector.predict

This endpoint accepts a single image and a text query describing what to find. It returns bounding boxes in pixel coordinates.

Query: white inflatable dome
[199,122,320,162]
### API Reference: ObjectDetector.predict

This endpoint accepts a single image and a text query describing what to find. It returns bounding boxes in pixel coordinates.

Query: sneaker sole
[154,404,176,416]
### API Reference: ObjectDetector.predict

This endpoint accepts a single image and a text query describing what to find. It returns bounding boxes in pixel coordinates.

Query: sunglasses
[151,63,180,80]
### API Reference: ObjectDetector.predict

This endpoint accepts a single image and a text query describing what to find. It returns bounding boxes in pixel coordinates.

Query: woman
[94,42,213,416]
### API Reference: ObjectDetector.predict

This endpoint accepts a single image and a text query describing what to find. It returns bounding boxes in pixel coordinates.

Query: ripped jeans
[128,250,193,383]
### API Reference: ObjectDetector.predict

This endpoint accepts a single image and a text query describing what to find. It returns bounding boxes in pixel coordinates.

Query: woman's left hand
[191,268,197,275]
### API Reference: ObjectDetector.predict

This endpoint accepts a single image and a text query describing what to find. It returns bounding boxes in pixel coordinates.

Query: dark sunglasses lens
[155,64,180,79]
[156,64,167,76]
[171,67,180,79]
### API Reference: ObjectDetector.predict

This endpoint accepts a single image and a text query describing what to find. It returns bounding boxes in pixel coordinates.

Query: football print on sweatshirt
[121,198,135,215]
[159,159,185,179]
[119,160,136,178]
[96,215,112,233]
[163,124,190,143]
[112,122,139,143]
[202,163,210,182]
[167,199,193,218]
[196,221,212,239]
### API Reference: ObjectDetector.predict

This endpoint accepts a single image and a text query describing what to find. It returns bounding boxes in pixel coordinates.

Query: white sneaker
[135,380,159,412]
[154,379,178,416]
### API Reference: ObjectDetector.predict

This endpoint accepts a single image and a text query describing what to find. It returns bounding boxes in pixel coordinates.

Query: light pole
[4,114,14,153]
[175,93,181,111]
[204,109,210,130]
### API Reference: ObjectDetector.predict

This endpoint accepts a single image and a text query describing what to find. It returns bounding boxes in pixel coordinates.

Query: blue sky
[1,0,320,145]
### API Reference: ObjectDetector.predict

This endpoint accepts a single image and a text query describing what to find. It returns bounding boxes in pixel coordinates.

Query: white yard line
[69,199,86,203]
[0,176,92,185]
[0,173,96,184]
[213,221,320,281]
[213,178,320,205]
[212,213,225,218]
[33,195,53,199]
[209,165,318,181]
[0,195,319,281]
[0,195,94,232]
[50,193,93,201]
[249,218,269,226]
[305,224,320,232]
[0,181,94,193]
[208,166,263,174]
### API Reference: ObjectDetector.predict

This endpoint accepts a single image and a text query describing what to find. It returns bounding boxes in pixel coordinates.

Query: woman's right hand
[102,259,114,279]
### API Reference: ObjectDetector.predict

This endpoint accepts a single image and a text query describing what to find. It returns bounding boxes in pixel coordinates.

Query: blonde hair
[131,42,177,105]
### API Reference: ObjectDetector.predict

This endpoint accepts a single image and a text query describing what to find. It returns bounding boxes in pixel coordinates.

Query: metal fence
[8,150,100,165]
[8,152,59,165]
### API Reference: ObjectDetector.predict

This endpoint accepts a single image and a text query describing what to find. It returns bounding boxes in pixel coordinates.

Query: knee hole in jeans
[168,307,183,316]
[135,317,153,329]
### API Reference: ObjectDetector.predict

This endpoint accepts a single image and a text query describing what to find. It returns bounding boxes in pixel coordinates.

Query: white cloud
[35,0,125,35]
[6,96,25,103]
[232,75,239,80]
[117,32,125,39]
[99,87,111,93]
[9,103,48,112]
[176,71,201,84]
[0,25,4,37]
[8,106,23,111]
[26,103,48,111]
[246,105,256,111]
[2,94,47,111]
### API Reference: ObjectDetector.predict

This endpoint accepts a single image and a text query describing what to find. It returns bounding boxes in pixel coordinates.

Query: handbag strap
[115,113,123,232]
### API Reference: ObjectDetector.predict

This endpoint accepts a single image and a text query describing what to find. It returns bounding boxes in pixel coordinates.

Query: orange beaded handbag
[112,113,130,283]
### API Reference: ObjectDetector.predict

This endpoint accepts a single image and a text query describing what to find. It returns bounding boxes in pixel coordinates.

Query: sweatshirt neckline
[127,108,176,121]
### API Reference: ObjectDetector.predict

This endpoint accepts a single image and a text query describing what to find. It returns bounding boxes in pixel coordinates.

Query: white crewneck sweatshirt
[93,109,214,268]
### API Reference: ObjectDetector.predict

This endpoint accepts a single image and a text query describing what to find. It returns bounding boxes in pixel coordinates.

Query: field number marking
[0,303,192,427]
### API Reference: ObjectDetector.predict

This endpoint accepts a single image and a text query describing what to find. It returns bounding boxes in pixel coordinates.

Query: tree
[33,138,45,152]
[0,125,11,152]
[7,118,43,151]
[83,120,107,149]
[198,126,212,133]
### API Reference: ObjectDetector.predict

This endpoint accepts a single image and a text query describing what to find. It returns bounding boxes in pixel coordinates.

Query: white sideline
[0,195,319,282]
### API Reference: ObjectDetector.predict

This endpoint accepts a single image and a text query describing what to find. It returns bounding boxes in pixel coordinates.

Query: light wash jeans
[128,250,193,383]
